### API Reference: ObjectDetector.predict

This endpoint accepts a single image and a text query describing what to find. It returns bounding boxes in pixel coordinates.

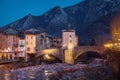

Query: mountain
[1,0,120,44]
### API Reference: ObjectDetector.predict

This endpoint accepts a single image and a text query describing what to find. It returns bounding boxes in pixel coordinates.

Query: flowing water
[0,61,109,80]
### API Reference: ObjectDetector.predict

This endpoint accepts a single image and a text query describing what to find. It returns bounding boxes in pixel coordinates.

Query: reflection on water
[4,72,10,80]
[28,70,35,79]
[1,69,54,80]
[44,69,54,80]
[44,70,49,80]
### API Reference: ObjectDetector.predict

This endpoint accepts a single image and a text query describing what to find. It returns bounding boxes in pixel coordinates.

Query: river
[0,59,109,80]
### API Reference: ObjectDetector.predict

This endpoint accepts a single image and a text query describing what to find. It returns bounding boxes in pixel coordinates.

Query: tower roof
[62,29,75,32]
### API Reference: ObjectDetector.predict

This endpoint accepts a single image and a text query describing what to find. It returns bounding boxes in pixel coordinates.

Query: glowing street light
[104,43,113,48]
[44,54,51,60]
[45,54,49,58]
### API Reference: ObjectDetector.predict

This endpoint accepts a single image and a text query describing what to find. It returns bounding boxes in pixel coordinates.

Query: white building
[18,37,26,58]
[62,29,78,50]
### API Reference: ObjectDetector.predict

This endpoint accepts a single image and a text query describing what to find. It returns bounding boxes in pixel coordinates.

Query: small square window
[41,35,44,38]
[26,41,28,45]
[69,35,72,37]
[27,47,30,51]
[31,36,33,39]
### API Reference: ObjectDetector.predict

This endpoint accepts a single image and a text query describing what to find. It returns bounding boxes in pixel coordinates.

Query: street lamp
[45,54,49,58]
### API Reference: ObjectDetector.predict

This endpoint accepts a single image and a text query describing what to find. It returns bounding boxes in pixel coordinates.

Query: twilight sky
[0,0,83,27]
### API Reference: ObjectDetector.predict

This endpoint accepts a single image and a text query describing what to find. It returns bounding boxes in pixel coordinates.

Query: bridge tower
[62,29,78,64]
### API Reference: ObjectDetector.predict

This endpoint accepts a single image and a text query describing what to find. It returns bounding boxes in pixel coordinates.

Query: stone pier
[65,49,74,64]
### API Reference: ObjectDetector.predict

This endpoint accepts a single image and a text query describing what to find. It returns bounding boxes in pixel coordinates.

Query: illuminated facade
[0,31,5,50]
[0,28,19,61]
[0,32,2,51]
[62,29,78,64]
[104,13,120,49]
[111,13,120,40]
[62,29,78,50]
[25,29,46,54]
[2,28,19,52]
[18,38,25,52]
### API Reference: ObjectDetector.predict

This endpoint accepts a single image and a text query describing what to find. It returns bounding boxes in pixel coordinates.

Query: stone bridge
[37,46,106,63]
[36,48,62,60]
[73,46,106,60]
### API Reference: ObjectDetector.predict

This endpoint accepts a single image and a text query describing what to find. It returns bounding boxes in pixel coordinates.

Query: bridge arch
[74,51,102,63]
[37,54,62,64]
[37,48,62,63]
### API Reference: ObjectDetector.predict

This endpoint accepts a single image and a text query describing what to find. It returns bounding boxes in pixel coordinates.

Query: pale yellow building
[25,29,46,54]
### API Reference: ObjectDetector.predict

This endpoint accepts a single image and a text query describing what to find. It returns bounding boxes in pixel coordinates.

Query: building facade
[25,29,46,54]
[0,28,63,62]
[0,32,2,49]
[62,29,78,64]
[0,31,5,51]
[16,37,26,60]
[0,28,19,61]
[62,29,78,50]
[3,28,19,52]
[46,35,62,49]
